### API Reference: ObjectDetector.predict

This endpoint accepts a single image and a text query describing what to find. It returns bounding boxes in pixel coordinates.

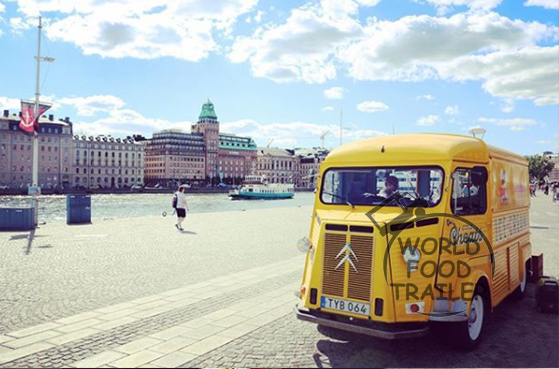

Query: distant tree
[526,155,555,181]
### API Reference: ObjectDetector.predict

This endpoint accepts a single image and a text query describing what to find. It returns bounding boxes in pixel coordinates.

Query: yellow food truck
[295,133,531,349]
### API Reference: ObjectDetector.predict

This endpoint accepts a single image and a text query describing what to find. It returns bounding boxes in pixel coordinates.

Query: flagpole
[32,16,43,227]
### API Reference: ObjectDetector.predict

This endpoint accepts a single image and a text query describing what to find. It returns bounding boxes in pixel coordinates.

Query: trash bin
[0,207,35,231]
[66,194,91,224]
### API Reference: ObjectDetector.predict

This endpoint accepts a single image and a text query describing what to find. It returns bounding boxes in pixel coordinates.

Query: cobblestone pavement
[0,205,311,334]
[0,198,557,368]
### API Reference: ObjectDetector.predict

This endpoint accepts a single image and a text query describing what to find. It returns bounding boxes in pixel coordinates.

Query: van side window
[451,167,487,216]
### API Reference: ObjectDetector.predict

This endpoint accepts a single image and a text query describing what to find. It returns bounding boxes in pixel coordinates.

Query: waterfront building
[295,147,329,189]
[144,129,205,187]
[218,133,257,185]
[256,147,296,184]
[541,151,559,182]
[192,100,220,183]
[0,109,74,189]
[72,134,145,188]
[145,100,257,187]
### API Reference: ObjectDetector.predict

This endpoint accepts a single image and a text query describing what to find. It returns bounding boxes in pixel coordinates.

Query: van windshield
[321,167,444,207]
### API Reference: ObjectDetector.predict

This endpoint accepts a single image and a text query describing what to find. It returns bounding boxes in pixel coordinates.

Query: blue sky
[0,0,557,155]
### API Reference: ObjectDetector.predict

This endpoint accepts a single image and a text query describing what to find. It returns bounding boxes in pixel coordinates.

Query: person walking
[174,186,189,231]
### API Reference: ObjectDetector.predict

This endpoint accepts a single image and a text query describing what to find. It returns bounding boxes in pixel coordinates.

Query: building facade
[0,109,74,189]
[218,134,257,185]
[256,148,296,184]
[145,100,257,187]
[144,129,205,187]
[295,148,329,189]
[542,151,559,182]
[192,100,220,183]
[73,135,145,188]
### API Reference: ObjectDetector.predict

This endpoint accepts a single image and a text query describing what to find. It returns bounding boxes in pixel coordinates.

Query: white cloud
[322,106,335,111]
[73,110,189,137]
[0,97,21,111]
[254,10,264,22]
[440,46,559,106]
[445,105,460,115]
[524,0,559,10]
[416,94,435,100]
[355,0,382,6]
[58,95,126,116]
[501,99,515,113]
[9,17,33,34]
[478,117,538,131]
[324,87,346,99]
[10,0,258,61]
[356,100,389,112]
[534,96,559,106]
[221,119,386,147]
[413,0,503,15]
[340,13,558,105]
[417,115,440,126]
[228,0,363,83]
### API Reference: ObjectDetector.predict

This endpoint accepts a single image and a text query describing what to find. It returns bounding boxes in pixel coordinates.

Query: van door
[436,165,493,306]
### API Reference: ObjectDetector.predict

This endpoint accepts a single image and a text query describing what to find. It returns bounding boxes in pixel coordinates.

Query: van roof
[325,133,526,165]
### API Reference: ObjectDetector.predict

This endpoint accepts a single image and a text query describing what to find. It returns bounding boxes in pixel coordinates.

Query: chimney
[2,110,8,118]
[48,114,54,121]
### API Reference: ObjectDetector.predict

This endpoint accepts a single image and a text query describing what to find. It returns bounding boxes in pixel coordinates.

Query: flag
[19,99,52,133]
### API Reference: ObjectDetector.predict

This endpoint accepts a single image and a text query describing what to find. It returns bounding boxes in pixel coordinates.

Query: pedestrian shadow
[180,230,197,235]
[6,230,52,255]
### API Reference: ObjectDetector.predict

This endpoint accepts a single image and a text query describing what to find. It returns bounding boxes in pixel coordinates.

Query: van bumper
[295,305,430,340]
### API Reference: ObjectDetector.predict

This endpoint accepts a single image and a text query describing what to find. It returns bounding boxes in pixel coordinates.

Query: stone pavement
[0,206,310,335]
[0,256,303,368]
[0,198,557,368]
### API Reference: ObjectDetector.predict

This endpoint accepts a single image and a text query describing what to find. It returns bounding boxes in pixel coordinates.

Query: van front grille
[322,230,374,303]
[322,233,346,297]
[347,235,374,301]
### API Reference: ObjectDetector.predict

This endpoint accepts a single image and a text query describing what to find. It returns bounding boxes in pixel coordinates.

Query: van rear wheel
[512,264,527,300]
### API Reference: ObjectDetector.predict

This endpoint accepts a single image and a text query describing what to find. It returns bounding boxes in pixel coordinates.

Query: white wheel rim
[468,295,484,341]
[520,268,527,293]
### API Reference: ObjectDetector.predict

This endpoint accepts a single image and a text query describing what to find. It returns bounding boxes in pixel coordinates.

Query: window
[451,167,488,216]
[321,166,444,207]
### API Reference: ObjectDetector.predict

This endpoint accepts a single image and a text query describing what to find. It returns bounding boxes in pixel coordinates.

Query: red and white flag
[20,99,52,133]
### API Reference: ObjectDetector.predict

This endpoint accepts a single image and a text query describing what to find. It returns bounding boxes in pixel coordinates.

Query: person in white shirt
[174,186,189,231]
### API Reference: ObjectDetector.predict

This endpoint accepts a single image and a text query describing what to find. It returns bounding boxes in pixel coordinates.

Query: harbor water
[0,192,315,224]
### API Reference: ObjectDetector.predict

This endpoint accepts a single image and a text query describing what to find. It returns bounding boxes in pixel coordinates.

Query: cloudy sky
[0,0,557,154]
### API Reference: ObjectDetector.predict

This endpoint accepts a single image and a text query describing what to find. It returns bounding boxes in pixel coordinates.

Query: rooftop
[198,99,218,121]
[326,133,526,165]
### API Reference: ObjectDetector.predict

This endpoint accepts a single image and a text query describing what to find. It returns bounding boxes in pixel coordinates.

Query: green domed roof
[198,99,218,120]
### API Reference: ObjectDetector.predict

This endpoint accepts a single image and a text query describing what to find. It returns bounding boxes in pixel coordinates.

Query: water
[0,192,316,223]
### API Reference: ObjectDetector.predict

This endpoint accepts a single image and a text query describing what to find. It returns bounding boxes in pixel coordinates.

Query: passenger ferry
[229,175,294,200]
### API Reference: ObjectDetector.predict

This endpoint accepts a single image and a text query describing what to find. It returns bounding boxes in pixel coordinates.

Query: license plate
[321,296,370,316]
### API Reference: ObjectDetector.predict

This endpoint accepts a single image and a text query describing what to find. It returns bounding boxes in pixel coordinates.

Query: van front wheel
[453,293,485,351]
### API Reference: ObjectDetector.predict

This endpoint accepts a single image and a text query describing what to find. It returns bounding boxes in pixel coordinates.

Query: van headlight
[403,248,421,271]
[297,237,311,253]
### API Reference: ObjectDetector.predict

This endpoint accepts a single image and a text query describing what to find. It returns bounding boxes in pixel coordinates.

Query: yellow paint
[298,133,531,331]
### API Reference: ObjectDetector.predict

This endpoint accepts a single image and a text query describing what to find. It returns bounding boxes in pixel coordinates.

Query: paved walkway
[0,198,557,368]
[0,256,302,368]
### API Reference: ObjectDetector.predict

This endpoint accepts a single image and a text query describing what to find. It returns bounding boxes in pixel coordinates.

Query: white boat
[229,175,294,200]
